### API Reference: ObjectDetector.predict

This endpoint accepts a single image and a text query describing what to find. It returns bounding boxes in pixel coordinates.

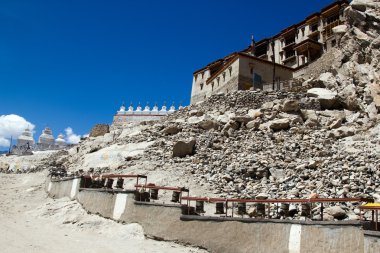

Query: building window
[200,83,204,90]
[194,75,198,82]
[201,72,204,79]
[212,82,214,91]
[217,77,220,86]
[310,23,318,32]
[301,28,305,37]
[223,72,226,81]
[331,39,336,47]
[228,66,232,76]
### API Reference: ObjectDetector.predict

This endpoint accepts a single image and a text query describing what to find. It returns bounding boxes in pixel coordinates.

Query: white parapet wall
[46,177,380,253]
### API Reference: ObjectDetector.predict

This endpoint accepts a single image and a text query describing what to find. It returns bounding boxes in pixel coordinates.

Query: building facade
[190,0,348,104]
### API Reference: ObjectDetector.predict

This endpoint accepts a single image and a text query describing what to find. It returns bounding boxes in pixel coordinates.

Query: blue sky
[0,0,337,146]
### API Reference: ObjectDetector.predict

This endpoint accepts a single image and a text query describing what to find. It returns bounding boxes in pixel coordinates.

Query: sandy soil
[0,172,207,253]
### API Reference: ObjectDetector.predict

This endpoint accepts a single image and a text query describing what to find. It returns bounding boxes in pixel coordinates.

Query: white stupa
[55,133,66,146]
[17,126,35,147]
[169,102,176,112]
[160,102,167,112]
[152,102,159,112]
[38,127,55,145]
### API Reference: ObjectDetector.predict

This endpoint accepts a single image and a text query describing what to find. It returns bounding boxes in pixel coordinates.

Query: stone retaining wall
[46,177,380,253]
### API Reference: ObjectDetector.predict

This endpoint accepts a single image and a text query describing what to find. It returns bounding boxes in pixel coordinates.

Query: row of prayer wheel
[80,177,124,189]
[134,189,182,203]
[181,201,312,217]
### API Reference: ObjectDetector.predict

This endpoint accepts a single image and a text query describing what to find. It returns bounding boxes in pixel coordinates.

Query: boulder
[333,25,348,34]
[351,0,368,12]
[162,126,182,135]
[246,120,260,130]
[281,100,300,113]
[223,120,240,132]
[256,193,269,200]
[231,116,254,124]
[199,120,219,130]
[261,102,274,110]
[187,116,203,124]
[268,118,290,131]
[248,109,263,118]
[89,124,110,138]
[318,72,337,89]
[222,174,233,182]
[189,110,204,116]
[328,118,343,129]
[329,126,355,139]
[326,206,347,220]
[279,113,303,126]
[366,102,378,120]
[172,139,196,158]
[307,88,340,109]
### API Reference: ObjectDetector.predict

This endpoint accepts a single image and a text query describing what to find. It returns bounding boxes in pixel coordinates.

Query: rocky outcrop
[89,124,110,138]
[172,139,196,158]
[300,0,380,119]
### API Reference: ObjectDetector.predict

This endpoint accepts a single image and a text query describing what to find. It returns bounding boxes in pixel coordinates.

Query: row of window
[199,66,233,90]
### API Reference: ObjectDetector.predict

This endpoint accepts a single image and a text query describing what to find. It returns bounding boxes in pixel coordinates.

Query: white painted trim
[288,224,302,253]
[113,194,128,220]
[70,178,79,199]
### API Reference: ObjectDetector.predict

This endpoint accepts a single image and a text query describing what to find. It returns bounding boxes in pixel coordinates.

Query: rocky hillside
[300,0,380,118]
[1,0,379,221]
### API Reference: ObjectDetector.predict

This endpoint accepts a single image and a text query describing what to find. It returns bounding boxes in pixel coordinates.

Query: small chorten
[143,102,150,112]
[17,126,35,147]
[128,102,134,112]
[55,133,66,146]
[169,102,175,112]
[160,101,167,112]
[118,102,126,114]
[152,102,159,112]
[178,101,183,110]
[136,102,142,112]
[38,127,55,145]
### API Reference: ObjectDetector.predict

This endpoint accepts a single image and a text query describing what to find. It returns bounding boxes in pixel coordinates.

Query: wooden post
[321,203,324,221]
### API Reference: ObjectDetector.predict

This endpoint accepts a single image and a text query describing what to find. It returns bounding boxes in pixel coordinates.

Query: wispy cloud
[65,127,81,144]
[0,114,35,147]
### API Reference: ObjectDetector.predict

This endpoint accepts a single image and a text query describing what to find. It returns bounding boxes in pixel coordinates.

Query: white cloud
[0,114,35,147]
[0,137,10,147]
[65,127,81,144]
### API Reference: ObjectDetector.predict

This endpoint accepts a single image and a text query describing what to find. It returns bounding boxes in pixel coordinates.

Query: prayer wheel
[196,201,205,213]
[257,203,266,217]
[280,203,290,217]
[237,202,247,215]
[116,178,124,189]
[171,191,181,203]
[181,205,195,215]
[150,189,159,200]
[301,203,311,217]
[215,202,225,214]
[106,179,114,189]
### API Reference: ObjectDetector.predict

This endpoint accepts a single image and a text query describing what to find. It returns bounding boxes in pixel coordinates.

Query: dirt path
[0,173,207,253]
